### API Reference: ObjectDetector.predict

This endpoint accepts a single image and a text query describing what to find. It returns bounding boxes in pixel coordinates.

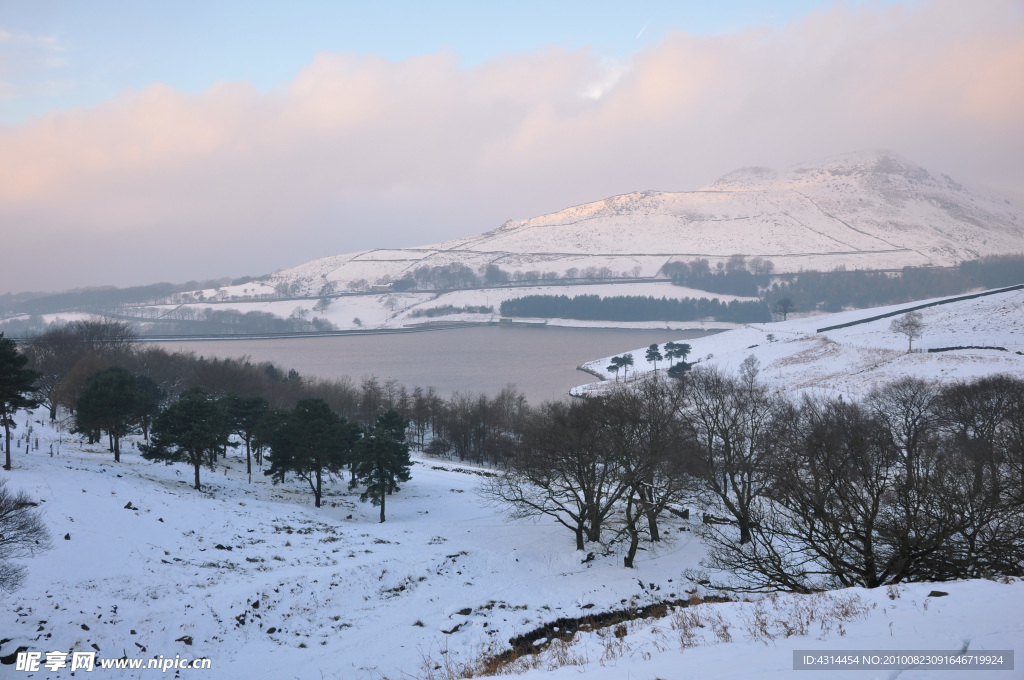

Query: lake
[157,326,716,404]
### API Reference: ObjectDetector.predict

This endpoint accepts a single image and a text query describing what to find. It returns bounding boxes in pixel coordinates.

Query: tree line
[499,295,772,323]
[2,321,412,520]
[763,254,1024,315]
[663,254,775,297]
[485,361,1024,587]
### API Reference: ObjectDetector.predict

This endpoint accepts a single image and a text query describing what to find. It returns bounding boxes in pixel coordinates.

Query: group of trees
[389,262,642,293]
[141,388,410,519]
[664,255,775,297]
[409,304,493,319]
[4,321,417,517]
[485,364,1024,587]
[500,294,772,323]
[661,254,1023,320]
[763,254,1024,316]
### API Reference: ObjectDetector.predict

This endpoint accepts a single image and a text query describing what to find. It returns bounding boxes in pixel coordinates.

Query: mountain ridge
[254,150,1021,299]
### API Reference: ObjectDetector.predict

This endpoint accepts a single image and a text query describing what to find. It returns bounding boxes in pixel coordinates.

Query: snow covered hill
[134,150,1023,333]
[259,150,1023,297]
[577,285,1024,398]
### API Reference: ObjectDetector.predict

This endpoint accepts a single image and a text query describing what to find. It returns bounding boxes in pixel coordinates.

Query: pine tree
[351,409,412,522]
[221,393,269,483]
[645,344,663,372]
[0,334,41,470]
[75,367,146,463]
[264,399,357,507]
[141,387,229,491]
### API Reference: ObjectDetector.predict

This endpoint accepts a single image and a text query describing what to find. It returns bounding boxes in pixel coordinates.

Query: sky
[1,0,1022,294]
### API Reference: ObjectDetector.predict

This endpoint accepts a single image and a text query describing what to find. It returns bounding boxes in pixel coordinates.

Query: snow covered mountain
[256,150,1023,298]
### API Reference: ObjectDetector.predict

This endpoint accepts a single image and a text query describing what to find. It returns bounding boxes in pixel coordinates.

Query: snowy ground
[127,280,753,333]
[577,287,1024,399]
[2,410,1022,679]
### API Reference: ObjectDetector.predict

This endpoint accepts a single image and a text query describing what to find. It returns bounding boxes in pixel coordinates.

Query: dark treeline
[663,254,775,297]
[763,254,1024,314]
[135,307,337,335]
[1,307,337,339]
[409,305,493,318]
[500,295,772,323]
[390,262,627,292]
[0,276,256,317]
[486,362,1024,586]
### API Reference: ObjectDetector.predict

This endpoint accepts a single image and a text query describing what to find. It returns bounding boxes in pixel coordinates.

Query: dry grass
[401,590,872,678]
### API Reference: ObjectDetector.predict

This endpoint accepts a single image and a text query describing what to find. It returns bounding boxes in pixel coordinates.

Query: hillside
[2,413,1021,678]
[577,285,1024,397]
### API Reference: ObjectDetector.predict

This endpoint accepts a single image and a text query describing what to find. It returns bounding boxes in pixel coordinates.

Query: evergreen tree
[620,353,634,381]
[141,387,230,491]
[0,334,41,470]
[75,367,146,462]
[645,344,663,372]
[664,341,692,367]
[253,408,290,481]
[264,399,358,507]
[134,375,163,441]
[606,361,621,383]
[351,409,412,522]
[221,393,269,483]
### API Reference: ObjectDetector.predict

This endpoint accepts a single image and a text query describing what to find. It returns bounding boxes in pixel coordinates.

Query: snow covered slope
[577,286,1024,398]
[2,407,1021,678]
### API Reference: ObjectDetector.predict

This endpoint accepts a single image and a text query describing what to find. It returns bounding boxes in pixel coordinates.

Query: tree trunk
[575,525,585,551]
[3,422,10,470]
[379,492,386,523]
[624,497,640,568]
[739,515,752,545]
[193,457,202,491]
[315,468,322,508]
[246,437,252,484]
[638,486,661,542]
[113,433,120,463]
[49,402,57,421]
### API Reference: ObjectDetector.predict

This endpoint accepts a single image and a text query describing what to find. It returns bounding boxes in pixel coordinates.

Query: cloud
[1,0,1022,292]
[0,29,68,99]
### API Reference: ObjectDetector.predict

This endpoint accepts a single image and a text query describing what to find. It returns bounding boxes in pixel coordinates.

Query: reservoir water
[157,326,717,404]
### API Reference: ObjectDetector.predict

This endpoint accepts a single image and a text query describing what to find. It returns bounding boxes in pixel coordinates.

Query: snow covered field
[578,286,1024,399]
[2,408,1022,678]
[133,280,751,333]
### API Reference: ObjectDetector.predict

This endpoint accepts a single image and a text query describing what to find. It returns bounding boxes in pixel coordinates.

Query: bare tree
[482,398,627,550]
[603,377,690,566]
[680,358,782,545]
[0,479,51,594]
[890,310,925,352]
